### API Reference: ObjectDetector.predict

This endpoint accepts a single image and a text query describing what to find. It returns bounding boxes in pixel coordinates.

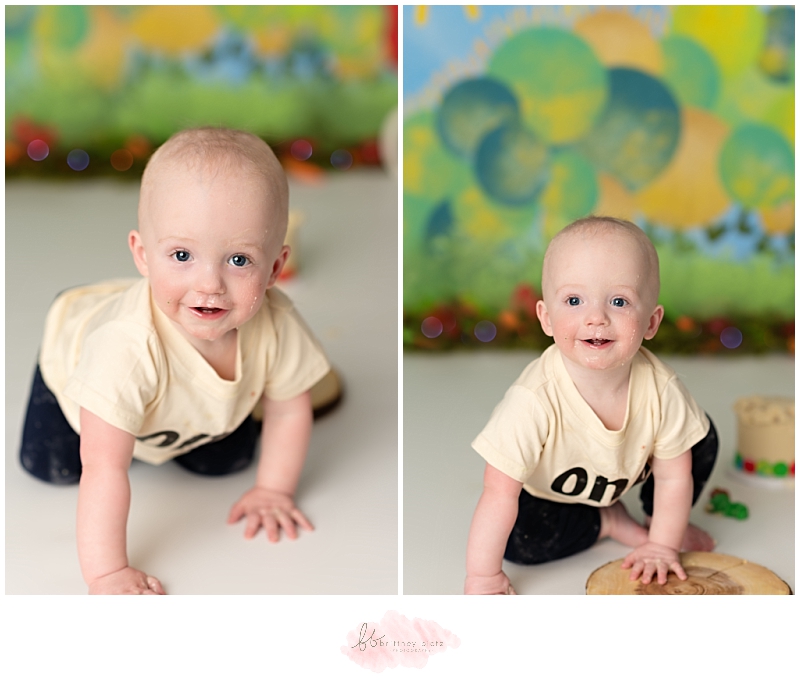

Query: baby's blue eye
[173,250,190,262]
[567,297,581,306]
[611,297,627,307]
[229,254,249,267]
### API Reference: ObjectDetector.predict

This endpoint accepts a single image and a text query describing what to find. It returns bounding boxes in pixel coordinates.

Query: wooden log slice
[586,552,792,595]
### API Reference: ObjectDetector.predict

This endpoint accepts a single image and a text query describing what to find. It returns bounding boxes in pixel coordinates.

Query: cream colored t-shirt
[472,345,709,507]
[39,278,330,465]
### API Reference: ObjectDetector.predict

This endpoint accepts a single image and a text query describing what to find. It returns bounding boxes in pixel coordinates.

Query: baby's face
[131,168,287,347]
[536,230,663,374]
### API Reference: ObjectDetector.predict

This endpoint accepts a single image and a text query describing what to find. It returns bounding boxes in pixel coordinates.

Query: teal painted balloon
[720,123,794,208]
[759,6,794,83]
[474,122,549,206]
[662,36,720,109]
[579,68,680,191]
[487,27,607,145]
[436,77,520,159]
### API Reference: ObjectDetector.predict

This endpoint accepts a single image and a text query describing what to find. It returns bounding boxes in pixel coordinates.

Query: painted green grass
[657,246,793,320]
[405,235,793,321]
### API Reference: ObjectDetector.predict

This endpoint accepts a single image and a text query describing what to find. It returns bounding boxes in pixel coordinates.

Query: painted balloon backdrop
[6,5,398,176]
[404,5,794,353]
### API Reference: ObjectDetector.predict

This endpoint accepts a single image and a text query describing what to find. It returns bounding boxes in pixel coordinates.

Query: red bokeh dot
[110,149,134,171]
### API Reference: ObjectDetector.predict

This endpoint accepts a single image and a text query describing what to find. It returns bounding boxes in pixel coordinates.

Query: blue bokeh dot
[67,149,90,171]
[720,327,743,349]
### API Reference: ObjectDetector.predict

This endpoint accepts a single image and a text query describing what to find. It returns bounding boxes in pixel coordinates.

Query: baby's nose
[585,303,609,325]
[195,264,225,294]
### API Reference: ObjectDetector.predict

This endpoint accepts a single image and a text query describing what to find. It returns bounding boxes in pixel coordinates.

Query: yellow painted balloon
[573,9,663,75]
[636,107,731,229]
[452,183,537,243]
[75,7,127,89]
[671,6,766,77]
[594,173,638,222]
[757,201,794,235]
[130,6,218,54]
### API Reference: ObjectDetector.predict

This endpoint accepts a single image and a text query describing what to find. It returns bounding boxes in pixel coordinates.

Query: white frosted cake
[733,396,794,485]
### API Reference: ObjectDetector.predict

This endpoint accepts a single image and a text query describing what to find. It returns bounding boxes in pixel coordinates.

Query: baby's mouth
[583,338,611,346]
[191,306,228,317]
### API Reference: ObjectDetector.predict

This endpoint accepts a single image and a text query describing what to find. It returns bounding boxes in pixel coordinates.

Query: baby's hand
[228,487,314,541]
[88,566,166,595]
[465,571,516,595]
[621,542,686,585]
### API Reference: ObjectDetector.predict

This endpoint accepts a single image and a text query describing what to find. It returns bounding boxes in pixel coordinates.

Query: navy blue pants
[19,365,260,485]
[503,418,718,565]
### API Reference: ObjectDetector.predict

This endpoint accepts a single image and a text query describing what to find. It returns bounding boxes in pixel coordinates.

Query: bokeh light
[474,320,497,342]
[291,139,313,161]
[27,139,49,161]
[720,326,743,349]
[110,148,134,171]
[67,149,90,171]
[330,149,353,170]
[421,316,443,338]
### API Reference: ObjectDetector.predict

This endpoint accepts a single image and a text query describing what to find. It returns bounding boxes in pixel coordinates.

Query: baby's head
[536,216,664,372]
[138,127,288,252]
[130,128,290,345]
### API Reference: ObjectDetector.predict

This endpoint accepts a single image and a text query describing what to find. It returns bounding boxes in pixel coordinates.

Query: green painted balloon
[541,148,598,219]
[36,5,89,51]
[487,27,607,144]
[404,110,472,200]
[720,123,794,208]
[662,36,720,109]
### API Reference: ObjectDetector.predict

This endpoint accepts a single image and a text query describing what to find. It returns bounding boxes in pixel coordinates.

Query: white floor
[5,171,398,594]
[404,351,795,595]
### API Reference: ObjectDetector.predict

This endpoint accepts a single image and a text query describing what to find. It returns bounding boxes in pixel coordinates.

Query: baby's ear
[128,230,149,277]
[536,300,554,337]
[266,245,290,288]
[643,305,665,340]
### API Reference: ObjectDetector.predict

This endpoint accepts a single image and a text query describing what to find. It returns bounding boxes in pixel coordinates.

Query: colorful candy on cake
[733,396,794,485]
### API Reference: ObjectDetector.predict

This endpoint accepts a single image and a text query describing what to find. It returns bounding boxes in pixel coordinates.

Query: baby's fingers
[627,560,646,582]
[257,510,281,542]
[669,560,687,581]
[243,510,265,539]
[290,508,314,533]
[147,576,166,595]
[275,509,298,540]
[227,502,245,525]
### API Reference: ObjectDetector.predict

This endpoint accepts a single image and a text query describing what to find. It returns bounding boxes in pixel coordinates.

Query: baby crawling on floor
[21,128,330,594]
[465,216,717,595]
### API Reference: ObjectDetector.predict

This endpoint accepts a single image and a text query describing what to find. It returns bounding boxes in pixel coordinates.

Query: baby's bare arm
[465,463,522,594]
[228,391,314,541]
[77,408,164,594]
[622,450,692,584]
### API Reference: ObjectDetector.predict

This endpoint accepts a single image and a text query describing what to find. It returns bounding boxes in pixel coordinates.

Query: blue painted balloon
[474,122,549,206]
[436,77,520,159]
[579,68,681,191]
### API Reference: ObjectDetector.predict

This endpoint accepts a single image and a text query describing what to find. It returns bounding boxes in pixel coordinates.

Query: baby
[465,216,718,594]
[20,128,330,594]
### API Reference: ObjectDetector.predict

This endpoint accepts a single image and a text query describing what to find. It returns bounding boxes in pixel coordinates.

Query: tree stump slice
[586,552,792,595]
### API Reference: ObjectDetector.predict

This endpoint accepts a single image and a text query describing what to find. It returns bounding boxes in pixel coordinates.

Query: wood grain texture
[586,552,792,595]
